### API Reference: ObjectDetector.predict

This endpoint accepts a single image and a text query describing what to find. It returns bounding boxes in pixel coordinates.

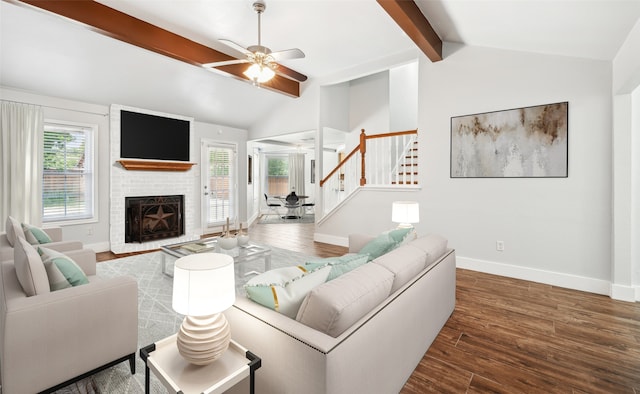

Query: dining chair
[264,194,283,220]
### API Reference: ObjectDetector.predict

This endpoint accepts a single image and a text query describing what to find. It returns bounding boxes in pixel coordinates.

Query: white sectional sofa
[225,233,456,394]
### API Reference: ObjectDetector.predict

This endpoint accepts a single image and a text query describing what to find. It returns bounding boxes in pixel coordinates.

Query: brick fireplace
[110,104,197,254]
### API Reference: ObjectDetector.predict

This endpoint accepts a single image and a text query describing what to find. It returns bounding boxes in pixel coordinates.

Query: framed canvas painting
[450,102,568,178]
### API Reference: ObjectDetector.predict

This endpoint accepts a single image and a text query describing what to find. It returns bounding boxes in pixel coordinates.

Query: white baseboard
[610,283,638,302]
[457,256,612,297]
[313,232,348,247]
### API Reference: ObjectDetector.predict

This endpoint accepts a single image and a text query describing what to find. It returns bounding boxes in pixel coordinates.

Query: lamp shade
[172,254,235,317]
[243,63,275,83]
[392,201,420,226]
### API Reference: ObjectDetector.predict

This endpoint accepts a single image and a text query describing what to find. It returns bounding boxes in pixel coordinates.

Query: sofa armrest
[348,233,375,254]
[43,227,63,242]
[42,240,84,253]
[1,275,138,393]
[231,296,339,353]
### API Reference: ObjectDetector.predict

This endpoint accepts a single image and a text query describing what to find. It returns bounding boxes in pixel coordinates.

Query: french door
[201,140,237,233]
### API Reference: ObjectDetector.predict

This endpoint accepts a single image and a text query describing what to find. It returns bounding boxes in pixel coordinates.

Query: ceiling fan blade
[219,39,252,56]
[270,48,305,61]
[202,59,248,68]
[275,64,308,82]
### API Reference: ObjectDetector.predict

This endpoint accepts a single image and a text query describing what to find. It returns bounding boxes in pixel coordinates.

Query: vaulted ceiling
[2,0,639,130]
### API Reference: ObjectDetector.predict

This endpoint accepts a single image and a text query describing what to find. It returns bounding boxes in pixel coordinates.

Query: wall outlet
[496,240,504,251]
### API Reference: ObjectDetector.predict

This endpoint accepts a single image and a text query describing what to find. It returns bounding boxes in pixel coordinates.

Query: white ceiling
[2,0,639,132]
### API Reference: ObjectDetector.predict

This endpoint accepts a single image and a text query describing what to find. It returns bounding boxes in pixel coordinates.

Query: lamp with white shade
[392,201,420,229]
[172,253,235,365]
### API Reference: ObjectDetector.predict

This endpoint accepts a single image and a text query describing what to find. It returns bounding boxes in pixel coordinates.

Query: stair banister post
[360,129,367,186]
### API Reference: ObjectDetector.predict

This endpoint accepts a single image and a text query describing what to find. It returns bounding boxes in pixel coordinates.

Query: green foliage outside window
[43,131,85,170]
[209,149,230,176]
[268,157,288,176]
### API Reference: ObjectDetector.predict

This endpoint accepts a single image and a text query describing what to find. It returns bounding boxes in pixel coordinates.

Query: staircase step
[401,163,418,167]
[398,172,419,175]
[392,181,419,185]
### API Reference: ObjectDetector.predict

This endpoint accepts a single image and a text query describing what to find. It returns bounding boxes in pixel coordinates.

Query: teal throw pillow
[304,254,369,281]
[386,227,413,244]
[22,223,52,245]
[244,265,331,318]
[38,247,89,291]
[359,233,397,261]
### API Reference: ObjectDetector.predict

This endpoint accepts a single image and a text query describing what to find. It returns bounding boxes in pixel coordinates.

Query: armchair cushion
[22,223,53,245]
[39,247,89,291]
[5,216,22,247]
[14,237,50,296]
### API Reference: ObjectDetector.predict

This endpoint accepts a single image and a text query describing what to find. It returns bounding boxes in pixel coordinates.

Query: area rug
[55,244,316,393]
[259,213,315,224]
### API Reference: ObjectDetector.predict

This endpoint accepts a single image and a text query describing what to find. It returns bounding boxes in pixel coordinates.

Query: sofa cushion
[296,263,394,337]
[244,265,331,318]
[22,223,53,245]
[13,237,50,296]
[373,244,427,293]
[304,253,369,281]
[38,247,89,291]
[408,234,448,266]
[5,215,24,247]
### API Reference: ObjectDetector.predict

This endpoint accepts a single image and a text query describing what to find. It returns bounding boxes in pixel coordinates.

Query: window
[266,156,289,196]
[42,121,95,223]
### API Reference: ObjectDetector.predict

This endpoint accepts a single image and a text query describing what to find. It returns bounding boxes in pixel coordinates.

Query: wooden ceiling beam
[377,0,443,62]
[9,0,300,97]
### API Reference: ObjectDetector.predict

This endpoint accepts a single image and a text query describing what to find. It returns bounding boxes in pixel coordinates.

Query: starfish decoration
[144,205,175,231]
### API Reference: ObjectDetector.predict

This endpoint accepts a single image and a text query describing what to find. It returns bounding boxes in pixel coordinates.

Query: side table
[140,334,261,394]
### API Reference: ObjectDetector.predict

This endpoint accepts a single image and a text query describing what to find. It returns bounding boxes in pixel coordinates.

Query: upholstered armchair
[0,238,138,393]
[0,216,83,262]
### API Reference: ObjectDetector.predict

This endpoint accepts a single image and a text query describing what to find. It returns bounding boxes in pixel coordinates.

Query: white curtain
[0,101,44,229]
[288,153,305,196]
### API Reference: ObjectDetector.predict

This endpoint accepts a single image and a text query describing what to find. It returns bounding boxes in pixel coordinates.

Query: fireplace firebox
[125,195,184,243]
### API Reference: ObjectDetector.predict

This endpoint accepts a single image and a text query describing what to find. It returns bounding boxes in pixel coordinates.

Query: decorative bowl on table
[218,236,238,250]
[237,233,250,246]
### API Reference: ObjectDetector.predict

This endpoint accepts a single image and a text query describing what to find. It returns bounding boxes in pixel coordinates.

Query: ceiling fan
[204,0,307,84]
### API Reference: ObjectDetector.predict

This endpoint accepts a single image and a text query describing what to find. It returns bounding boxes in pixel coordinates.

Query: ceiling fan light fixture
[244,63,275,84]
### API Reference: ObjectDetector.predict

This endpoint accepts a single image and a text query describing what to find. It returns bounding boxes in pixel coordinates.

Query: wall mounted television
[120,110,191,162]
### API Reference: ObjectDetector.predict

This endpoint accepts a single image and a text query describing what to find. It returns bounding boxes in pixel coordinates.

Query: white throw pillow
[244,265,331,318]
[13,237,50,296]
[5,216,24,247]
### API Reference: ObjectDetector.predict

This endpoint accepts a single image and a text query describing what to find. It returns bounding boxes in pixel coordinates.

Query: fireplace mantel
[117,160,196,172]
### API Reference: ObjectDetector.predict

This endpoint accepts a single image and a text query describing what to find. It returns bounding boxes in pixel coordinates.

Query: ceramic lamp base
[176,313,231,365]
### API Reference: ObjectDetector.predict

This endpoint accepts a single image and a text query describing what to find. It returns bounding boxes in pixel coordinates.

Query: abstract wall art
[450,102,568,178]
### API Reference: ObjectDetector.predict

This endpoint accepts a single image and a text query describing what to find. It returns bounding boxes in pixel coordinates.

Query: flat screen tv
[120,110,190,162]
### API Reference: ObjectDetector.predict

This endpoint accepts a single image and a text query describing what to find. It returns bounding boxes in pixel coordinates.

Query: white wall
[248,83,320,141]
[421,44,613,292]
[389,61,419,131]
[317,44,615,296]
[349,71,389,136]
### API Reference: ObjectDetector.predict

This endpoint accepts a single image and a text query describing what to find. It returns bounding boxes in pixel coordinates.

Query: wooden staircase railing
[320,129,418,215]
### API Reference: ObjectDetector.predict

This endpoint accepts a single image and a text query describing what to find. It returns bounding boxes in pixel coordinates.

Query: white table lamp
[392,201,420,229]
[172,253,235,365]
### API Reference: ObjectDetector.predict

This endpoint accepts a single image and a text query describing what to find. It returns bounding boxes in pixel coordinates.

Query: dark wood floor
[98,221,640,393]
